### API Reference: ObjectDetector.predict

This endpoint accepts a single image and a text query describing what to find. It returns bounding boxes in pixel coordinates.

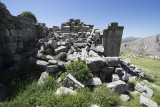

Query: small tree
[18,11,37,23]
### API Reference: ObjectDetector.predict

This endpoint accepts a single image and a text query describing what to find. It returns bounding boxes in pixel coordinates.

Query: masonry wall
[102,23,124,57]
[0,2,48,67]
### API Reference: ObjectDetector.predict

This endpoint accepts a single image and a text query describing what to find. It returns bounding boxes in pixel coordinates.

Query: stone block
[55,46,68,55]
[46,65,59,73]
[55,86,76,95]
[112,74,120,82]
[105,57,120,66]
[135,83,145,93]
[86,77,102,86]
[107,80,128,94]
[140,95,157,107]
[62,73,84,90]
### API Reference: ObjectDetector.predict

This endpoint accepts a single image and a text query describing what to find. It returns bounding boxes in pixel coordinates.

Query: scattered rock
[55,86,76,95]
[135,83,145,93]
[86,77,102,86]
[46,55,54,60]
[85,57,104,72]
[120,94,130,102]
[140,95,158,107]
[63,73,84,90]
[48,60,58,65]
[105,57,120,67]
[57,52,67,61]
[130,91,140,96]
[55,46,68,54]
[112,74,120,82]
[37,72,49,84]
[46,65,59,73]
[142,85,154,99]
[36,60,49,70]
[107,80,128,94]
[37,52,46,60]
[91,104,99,107]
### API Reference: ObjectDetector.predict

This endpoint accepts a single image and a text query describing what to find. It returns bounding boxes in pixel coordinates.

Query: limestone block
[36,60,48,70]
[48,60,58,65]
[55,86,76,95]
[55,46,68,55]
[104,57,120,67]
[120,94,130,102]
[112,74,120,82]
[63,73,84,90]
[57,52,67,61]
[37,72,49,85]
[107,80,128,94]
[86,77,102,86]
[140,95,157,107]
[85,57,105,72]
[142,85,154,99]
[46,65,59,73]
[135,83,145,93]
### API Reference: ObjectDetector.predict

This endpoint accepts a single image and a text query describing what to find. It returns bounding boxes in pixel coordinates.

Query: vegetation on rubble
[62,61,92,84]
[18,11,37,23]
[1,58,160,106]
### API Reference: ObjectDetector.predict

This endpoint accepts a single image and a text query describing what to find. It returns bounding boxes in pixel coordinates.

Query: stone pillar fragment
[102,22,124,56]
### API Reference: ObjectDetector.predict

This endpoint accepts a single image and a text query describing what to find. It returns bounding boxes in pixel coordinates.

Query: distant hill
[121,36,140,43]
[122,34,160,56]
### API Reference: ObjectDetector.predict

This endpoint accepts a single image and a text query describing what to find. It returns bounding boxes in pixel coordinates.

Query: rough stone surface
[112,74,120,82]
[140,95,158,107]
[57,52,67,61]
[55,86,76,95]
[48,60,58,65]
[37,72,49,84]
[86,77,102,86]
[91,104,99,107]
[36,60,49,70]
[142,85,154,99]
[46,55,54,60]
[85,57,104,72]
[105,57,120,66]
[120,94,130,102]
[63,73,84,90]
[55,46,68,54]
[135,83,145,93]
[102,23,124,57]
[46,65,59,73]
[107,80,128,94]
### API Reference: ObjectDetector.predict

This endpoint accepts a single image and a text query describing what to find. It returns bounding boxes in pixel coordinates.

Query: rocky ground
[0,2,160,107]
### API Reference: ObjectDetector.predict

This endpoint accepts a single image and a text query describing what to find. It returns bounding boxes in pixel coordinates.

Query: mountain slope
[121,36,140,43]
[122,34,160,55]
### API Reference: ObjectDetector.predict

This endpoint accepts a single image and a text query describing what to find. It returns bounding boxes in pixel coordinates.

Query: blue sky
[1,0,160,38]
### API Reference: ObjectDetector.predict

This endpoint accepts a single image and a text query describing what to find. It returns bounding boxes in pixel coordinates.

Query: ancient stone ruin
[0,2,158,106]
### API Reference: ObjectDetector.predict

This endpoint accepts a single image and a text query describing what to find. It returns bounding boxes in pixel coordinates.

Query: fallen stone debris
[0,2,159,106]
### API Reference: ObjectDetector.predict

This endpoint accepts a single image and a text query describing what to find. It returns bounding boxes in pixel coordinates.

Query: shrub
[18,11,37,23]
[91,83,121,106]
[65,61,92,83]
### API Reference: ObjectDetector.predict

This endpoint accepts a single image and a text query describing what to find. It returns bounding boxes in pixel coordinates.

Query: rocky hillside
[122,34,160,56]
[121,36,140,43]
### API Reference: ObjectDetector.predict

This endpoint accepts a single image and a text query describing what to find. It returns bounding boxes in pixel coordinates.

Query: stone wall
[60,19,94,33]
[102,23,124,57]
[0,2,48,67]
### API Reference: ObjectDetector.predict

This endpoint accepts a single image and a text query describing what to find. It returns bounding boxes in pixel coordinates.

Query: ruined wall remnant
[60,19,94,33]
[0,2,48,67]
[102,23,124,57]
